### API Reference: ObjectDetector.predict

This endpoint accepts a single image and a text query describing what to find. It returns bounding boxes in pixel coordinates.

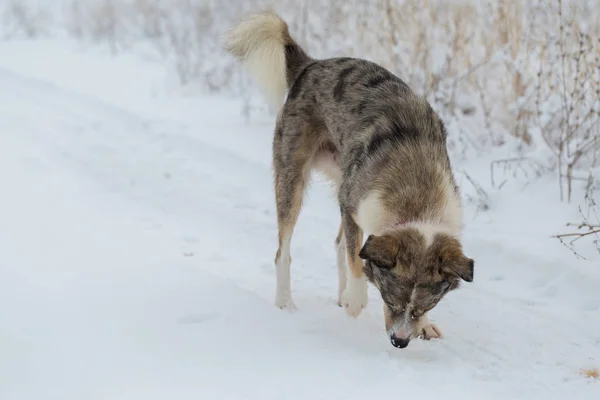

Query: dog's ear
[431,234,474,282]
[443,257,474,282]
[359,234,399,269]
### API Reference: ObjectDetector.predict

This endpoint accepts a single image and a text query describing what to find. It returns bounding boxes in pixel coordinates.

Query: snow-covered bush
[1,0,598,252]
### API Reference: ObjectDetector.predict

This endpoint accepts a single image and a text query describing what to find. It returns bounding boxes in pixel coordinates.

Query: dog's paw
[340,277,368,317]
[417,322,443,340]
[274,295,297,311]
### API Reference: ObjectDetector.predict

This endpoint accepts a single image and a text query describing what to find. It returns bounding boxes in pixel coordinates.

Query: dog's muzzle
[390,334,410,349]
[389,322,412,349]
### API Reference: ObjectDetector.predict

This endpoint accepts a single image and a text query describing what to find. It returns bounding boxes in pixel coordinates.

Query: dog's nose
[390,334,410,349]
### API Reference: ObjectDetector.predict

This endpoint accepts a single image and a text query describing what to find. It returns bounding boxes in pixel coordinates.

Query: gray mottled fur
[279,56,456,216]
[226,12,473,348]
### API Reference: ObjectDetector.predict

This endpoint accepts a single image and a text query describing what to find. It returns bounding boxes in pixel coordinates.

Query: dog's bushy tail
[225,12,312,111]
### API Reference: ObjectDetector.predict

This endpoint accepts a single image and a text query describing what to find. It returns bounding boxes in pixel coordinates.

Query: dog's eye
[411,311,421,320]
[392,305,405,314]
[373,260,393,270]
[385,302,404,314]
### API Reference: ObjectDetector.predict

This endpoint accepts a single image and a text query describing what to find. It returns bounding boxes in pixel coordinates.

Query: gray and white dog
[225,12,474,349]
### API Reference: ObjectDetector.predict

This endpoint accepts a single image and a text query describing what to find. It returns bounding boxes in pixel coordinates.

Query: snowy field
[0,36,599,400]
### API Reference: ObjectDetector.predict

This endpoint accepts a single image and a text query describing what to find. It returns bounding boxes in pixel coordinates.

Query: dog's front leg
[340,214,368,317]
[335,223,347,307]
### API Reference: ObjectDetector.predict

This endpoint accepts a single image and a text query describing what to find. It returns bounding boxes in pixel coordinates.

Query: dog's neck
[375,219,409,236]
[382,218,458,245]
[389,219,411,230]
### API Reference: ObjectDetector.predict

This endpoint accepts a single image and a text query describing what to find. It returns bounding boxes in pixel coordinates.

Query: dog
[225,12,474,349]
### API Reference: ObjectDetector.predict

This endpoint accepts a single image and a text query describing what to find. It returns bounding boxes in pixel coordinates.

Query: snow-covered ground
[0,40,599,400]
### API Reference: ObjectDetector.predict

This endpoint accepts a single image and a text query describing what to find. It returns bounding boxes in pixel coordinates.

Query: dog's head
[359,227,473,349]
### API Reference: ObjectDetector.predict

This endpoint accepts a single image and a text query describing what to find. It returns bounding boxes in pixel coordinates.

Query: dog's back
[225,12,460,232]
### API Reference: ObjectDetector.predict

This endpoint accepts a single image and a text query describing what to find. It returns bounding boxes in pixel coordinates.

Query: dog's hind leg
[272,121,317,310]
[273,167,304,310]
[335,223,347,307]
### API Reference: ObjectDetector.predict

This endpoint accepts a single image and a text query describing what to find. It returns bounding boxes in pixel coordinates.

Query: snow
[0,40,599,400]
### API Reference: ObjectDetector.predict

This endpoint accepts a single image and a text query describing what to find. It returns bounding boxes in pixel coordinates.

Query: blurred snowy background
[3,0,598,251]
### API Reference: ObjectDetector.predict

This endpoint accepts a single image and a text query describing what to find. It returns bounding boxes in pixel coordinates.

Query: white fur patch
[340,276,368,317]
[335,235,347,305]
[355,191,391,235]
[312,151,342,186]
[225,13,288,111]
[388,287,417,339]
[274,239,296,309]
[416,313,443,339]
[407,221,458,246]
[440,174,463,233]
